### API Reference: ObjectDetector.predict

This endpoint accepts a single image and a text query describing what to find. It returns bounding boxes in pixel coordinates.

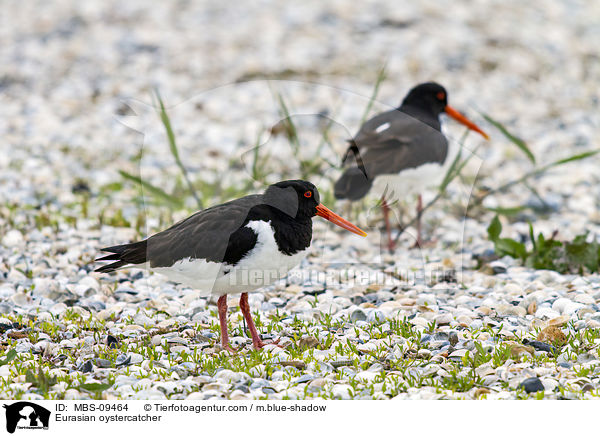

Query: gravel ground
[1,0,600,400]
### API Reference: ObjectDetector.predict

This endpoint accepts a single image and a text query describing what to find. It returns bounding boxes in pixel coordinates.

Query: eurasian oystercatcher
[334,82,489,249]
[96,180,366,351]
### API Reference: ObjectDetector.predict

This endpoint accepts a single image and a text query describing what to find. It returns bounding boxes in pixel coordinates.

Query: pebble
[523,340,555,354]
[3,230,24,247]
[537,326,567,346]
[350,309,367,323]
[115,354,131,367]
[434,314,453,326]
[77,360,93,373]
[448,331,459,346]
[95,359,112,368]
[519,377,545,393]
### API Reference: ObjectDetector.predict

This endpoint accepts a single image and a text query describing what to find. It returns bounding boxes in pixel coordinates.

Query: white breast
[371,162,445,203]
[371,137,456,203]
[152,220,307,297]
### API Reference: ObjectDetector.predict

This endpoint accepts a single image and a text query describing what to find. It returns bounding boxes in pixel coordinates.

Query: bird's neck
[270,212,313,255]
[399,105,442,131]
[248,205,313,255]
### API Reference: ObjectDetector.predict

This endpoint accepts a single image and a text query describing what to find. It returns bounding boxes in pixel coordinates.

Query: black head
[400,82,448,116]
[264,180,367,236]
[264,180,320,220]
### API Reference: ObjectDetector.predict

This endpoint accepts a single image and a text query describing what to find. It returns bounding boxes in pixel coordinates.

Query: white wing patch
[375,122,390,133]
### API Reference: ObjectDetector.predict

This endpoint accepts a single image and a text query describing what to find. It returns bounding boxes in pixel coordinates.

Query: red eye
[304,191,312,198]
[436,91,445,100]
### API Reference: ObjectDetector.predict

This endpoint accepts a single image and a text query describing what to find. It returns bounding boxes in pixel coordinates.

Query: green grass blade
[438,132,467,192]
[119,170,184,209]
[0,349,17,366]
[549,150,600,167]
[154,90,203,209]
[486,206,527,216]
[360,64,387,125]
[474,148,600,205]
[487,215,502,242]
[481,112,535,163]
[274,91,301,153]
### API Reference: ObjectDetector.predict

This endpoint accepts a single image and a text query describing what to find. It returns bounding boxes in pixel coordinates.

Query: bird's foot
[219,343,238,353]
[410,237,437,249]
[253,337,283,350]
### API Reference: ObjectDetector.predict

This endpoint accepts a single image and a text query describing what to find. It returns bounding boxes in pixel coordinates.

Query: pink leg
[239,293,280,349]
[412,194,423,248]
[381,197,395,251]
[217,295,236,352]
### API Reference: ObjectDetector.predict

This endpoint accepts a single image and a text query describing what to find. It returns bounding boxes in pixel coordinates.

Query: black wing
[335,111,447,200]
[95,195,264,272]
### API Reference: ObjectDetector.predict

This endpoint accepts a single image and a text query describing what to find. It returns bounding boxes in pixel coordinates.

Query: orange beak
[445,105,489,140]
[315,204,367,237]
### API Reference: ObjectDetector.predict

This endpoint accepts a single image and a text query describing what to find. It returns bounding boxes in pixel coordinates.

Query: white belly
[371,162,445,203]
[152,220,307,296]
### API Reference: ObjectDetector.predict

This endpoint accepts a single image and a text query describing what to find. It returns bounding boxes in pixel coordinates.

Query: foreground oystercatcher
[334,82,488,249]
[96,180,366,351]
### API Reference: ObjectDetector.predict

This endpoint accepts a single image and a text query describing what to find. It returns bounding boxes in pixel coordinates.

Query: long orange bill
[445,105,490,140]
[315,204,367,237]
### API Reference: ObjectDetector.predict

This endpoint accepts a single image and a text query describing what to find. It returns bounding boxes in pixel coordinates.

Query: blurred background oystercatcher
[334,82,489,250]
[96,180,366,351]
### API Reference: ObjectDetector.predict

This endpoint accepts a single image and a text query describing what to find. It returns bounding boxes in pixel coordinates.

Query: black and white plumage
[96,180,366,350]
[334,82,489,249]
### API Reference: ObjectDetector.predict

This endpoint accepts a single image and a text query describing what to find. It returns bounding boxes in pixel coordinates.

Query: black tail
[334,167,373,201]
[95,240,148,273]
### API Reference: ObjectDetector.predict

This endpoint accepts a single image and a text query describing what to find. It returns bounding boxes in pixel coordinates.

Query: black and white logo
[3,402,50,433]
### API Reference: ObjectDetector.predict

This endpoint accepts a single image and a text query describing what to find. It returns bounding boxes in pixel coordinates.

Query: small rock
[537,326,567,346]
[106,335,119,349]
[307,378,327,392]
[115,354,131,367]
[416,294,436,306]
[331,384,353,399]
[367,310,385,323]
[7,330,29,339]
[548,315,570,327]
[473,387,490,398]
[217,369,242,383]
[417,349,431,359]
[3,230,24,247]
[294,374,313,384]
[496,304,526,317]
[448,331,459,346]
[434,313,453,326]
[15,342,32,353]
[527,301,537,315]
[504,341,534,358]
[489,261,507,274]
[298,337,320,349]
[448,349,468,360]
[331,360,354,368]
[77,360,93,373]
[279,360,306,370]
[95,358,112,368]
[350,308,367,323]
[523,340,555,354]
[581,383,594,393]
[130,353,143,364]
[519,377,544,393]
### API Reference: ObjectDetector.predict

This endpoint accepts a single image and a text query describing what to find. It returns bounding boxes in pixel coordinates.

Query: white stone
[3,230,24,247]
